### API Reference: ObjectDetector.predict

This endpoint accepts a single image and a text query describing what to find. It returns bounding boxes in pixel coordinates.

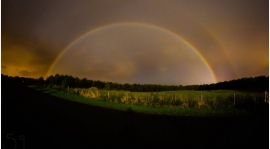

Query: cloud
[18,70,32,76]
[1,34,59,78]
[1,65,7,69]
[18,69,45,78]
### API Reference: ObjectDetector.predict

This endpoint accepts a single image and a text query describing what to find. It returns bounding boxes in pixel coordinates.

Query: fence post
[200,94,203,106]
[233,93,235,106]
[265,91,268,103]
[108,91,110,98]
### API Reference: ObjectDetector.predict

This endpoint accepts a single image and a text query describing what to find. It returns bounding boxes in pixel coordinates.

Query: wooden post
[233,93,235,106]
[265,91,267,103]
[267,91,268,103]
[200,94,203,107]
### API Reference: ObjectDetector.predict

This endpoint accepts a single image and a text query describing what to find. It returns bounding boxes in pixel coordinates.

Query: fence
[265,91,269,103]
[56,86,267,108]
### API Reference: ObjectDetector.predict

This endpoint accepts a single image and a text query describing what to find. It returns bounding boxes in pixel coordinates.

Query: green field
[28,85,267,116]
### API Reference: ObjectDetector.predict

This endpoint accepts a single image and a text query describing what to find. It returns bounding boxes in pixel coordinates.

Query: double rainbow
[47,22,217,83]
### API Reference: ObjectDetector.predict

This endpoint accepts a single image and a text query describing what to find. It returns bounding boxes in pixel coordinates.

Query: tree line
[1,74,269,92]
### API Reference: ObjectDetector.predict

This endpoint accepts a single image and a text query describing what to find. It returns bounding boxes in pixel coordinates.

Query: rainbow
[46,22,217,83]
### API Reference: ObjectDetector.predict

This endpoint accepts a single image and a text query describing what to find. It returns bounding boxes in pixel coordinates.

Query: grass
[27,85,256,116]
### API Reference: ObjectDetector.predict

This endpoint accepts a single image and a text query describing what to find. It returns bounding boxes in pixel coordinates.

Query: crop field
[29,85,268,116]
[82,88,266,108]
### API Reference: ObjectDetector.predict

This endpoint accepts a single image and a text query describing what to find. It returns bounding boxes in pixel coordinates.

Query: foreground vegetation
[28,85,268,116]
[73,88,266,108]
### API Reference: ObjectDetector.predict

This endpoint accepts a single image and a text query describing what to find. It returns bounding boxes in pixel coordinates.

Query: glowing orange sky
[1,0,268,85]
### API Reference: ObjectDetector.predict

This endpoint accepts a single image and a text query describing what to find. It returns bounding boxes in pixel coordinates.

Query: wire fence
[49,86,268,108]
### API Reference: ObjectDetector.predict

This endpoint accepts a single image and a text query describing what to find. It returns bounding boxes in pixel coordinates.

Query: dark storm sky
[1,0,268,85]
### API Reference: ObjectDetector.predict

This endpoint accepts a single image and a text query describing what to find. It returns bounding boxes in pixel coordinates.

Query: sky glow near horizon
[1,0,269,85]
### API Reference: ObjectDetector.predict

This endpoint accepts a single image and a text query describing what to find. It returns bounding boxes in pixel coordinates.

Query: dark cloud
[18,70,32,76]
[18,69,45,78]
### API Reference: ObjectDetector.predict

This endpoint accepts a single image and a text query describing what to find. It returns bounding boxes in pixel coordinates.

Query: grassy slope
[28,86,252,116]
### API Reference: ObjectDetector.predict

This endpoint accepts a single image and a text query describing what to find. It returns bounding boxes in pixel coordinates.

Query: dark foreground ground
[2,84,269,148]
